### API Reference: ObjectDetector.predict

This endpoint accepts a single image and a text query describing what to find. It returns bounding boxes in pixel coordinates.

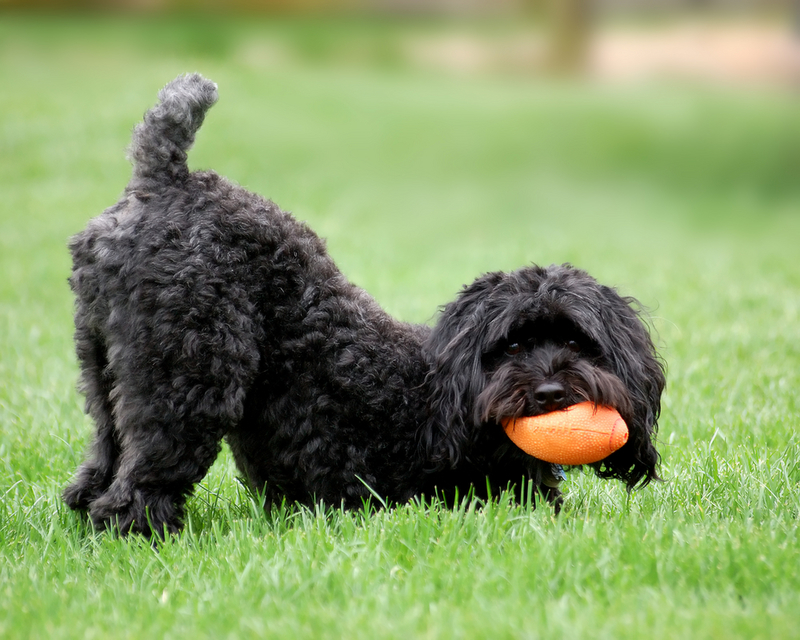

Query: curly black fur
[63,74,666,537]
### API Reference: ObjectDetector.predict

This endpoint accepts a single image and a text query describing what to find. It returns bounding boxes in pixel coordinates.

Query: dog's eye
[567,340,581,353]
[505,342,522,356]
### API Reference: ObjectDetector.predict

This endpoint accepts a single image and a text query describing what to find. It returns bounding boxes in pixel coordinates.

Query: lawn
[1,13,799,640]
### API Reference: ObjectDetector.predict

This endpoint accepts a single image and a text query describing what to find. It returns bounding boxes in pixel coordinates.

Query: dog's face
[423,264,665,489]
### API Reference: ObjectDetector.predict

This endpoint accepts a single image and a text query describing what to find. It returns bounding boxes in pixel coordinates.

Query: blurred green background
[2,0,800,455]
[1,1,799,465]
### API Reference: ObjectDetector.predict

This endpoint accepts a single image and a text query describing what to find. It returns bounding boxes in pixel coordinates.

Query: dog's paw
[63,482,96,512]
[62,464,113,511]
[89,486,182,538]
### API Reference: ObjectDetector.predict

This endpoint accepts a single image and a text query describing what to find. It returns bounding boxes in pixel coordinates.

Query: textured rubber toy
[501,402,628,465]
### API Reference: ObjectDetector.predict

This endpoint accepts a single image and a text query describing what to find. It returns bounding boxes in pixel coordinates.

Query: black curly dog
[63,74,665,537]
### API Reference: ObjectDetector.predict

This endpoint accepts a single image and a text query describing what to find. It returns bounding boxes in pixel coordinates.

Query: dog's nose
[533,382,566,412]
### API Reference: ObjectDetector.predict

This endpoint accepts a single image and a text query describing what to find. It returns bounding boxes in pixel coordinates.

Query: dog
[63,74,665,537]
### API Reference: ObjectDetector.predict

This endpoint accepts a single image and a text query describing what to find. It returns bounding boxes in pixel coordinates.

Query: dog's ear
[590,286,666,489]
[421,272,507,468]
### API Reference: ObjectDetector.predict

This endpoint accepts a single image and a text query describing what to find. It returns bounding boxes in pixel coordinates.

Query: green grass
[2,13,800,640]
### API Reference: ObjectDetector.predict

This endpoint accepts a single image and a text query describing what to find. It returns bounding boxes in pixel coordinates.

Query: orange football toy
[501,402,628,465]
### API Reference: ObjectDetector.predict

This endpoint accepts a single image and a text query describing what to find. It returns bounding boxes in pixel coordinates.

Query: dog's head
[422,264,665,490]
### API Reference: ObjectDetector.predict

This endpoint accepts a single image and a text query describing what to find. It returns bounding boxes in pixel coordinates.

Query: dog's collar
[542,464,566,488]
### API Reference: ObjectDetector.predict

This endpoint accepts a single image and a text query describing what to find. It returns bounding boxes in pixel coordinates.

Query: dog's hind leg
[86,405,228,538]
[84,303,259,537]
[63,317,120,511]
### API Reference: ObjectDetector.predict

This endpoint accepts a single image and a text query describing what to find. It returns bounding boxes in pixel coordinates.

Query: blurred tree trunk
[546,0,592,74]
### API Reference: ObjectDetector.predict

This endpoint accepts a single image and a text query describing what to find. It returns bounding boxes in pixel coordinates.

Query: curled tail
[128,73,218,186]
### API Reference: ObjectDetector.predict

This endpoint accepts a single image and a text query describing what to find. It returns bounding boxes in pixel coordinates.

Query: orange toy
[501,402,628,465]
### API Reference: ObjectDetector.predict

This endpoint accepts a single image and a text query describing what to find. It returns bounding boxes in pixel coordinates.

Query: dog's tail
[128,73,218,186]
